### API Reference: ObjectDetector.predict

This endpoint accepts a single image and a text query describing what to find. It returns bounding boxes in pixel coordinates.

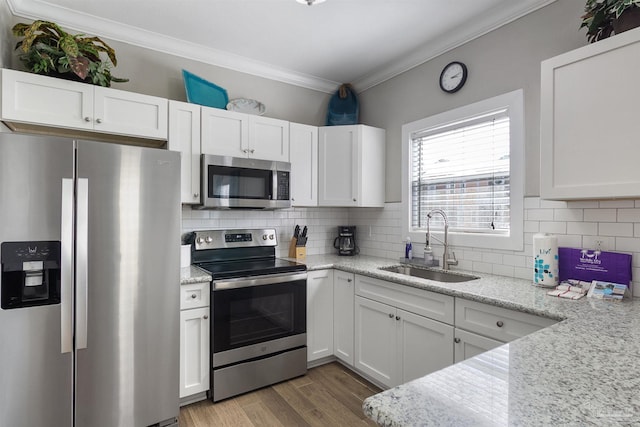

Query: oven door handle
[213,272,307,290]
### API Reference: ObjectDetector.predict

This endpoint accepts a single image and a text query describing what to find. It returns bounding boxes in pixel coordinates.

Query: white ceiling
[7,0,556,93]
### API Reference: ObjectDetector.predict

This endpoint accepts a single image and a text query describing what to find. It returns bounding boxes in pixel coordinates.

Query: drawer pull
[395,316,401,321]
[496,320,504,328]
[191,294,197,299]
[454,337,461,343]
[388,313,394,318]
[203,315,209,319]
[347,278,352,283]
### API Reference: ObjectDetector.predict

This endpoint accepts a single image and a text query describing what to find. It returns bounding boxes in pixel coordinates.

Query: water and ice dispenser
[1,241,61,309]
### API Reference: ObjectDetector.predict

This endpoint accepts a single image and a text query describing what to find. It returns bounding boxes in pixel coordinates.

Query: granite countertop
[297,254,640,426]
[180,265,211,284]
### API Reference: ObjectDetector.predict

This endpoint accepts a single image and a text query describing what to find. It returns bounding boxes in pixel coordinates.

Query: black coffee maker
[333,226,358,256]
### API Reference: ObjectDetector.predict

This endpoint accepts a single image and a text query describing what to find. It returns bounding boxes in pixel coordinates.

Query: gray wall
[80,39,331,127]
[359,0,588,202]
[0,0,12,68]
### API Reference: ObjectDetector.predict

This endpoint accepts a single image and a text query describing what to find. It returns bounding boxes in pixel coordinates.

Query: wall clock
[439,61,468,93]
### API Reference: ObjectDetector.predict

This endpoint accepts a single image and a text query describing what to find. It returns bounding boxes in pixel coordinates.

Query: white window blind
[411,109,510,234]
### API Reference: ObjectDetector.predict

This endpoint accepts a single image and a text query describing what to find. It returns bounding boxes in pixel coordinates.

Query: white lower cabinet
[333,270,355,365]
[453,328,502,363]
[179,282,210,402]
[354,275,455,388]
[307,270,334,362]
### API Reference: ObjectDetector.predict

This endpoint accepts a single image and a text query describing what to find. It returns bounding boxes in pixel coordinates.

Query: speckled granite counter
[180,265,211,284]
[297,254,640,426]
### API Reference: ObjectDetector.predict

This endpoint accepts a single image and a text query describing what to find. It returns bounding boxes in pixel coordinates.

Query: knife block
[288,238,306,260]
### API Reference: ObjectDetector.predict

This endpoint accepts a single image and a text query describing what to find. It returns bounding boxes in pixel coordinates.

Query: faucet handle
[448,251,459,267]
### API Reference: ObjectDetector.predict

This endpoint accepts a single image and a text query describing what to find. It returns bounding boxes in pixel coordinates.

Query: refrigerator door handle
[77,178,89,350]
[61,179,73,354]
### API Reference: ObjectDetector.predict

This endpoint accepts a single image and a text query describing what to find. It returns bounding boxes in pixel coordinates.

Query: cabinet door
[93,86,168,139]
[249,116,290,162]
[179,307,210,399]
[354,296,396,387]
[289,123,318,207]
[1,68,93,130]
[397,309,453,385]
[454,328,503,363]
[333,270,354,365]
[201,107,249,157]
[307,270,334,362]
[318,126,358,206]
[168,101,201,204]
[540,31,640,199]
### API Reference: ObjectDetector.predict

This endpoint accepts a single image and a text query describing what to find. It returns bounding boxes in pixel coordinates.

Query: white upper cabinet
[540,28,640,199]
[318,125,385,207]
[201,106,289,162]
[0,68,167,141]
[289,123,318,207]
[168,100,202,204]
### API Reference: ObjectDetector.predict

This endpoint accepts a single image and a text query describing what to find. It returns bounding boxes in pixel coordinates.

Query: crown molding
[352,0,559,92]
[7,0,341,93]
[8,0,558,95]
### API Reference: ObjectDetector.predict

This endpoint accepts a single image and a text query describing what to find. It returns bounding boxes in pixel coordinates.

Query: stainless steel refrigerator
[0,133,181,427]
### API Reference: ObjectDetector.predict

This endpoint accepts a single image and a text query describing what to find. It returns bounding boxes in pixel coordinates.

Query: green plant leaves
[11,20,127,87]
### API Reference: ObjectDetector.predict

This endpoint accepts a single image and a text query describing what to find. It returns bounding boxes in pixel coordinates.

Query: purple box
[558,247,632,287]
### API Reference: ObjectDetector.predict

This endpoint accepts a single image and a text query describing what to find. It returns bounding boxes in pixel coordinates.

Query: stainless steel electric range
[191,228,307,402]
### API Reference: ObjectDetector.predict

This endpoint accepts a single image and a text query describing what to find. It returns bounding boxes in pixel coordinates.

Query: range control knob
[196,237,205,244]
[262,235,268,240]
[269,234,274,240]
[205,236,213,243]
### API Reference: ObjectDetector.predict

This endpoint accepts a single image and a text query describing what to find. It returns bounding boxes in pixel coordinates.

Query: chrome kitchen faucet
[426,209,458,271]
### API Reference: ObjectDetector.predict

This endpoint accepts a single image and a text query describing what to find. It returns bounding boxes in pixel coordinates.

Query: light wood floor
[179,362,382,426]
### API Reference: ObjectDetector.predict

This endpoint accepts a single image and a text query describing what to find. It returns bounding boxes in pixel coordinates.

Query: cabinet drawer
[455,298,556,342]
[180,282,210,310]
[355,274,454,324]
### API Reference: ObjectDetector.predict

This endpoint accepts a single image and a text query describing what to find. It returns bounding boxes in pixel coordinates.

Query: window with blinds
[411,109,510,234]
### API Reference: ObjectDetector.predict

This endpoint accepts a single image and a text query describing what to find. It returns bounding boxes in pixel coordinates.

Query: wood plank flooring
[179,362,382,427]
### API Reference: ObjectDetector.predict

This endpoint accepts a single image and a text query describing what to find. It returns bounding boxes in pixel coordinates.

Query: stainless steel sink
[379,265,479,283]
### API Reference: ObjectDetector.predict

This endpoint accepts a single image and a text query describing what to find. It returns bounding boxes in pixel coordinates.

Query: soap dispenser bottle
[405,237,413,260]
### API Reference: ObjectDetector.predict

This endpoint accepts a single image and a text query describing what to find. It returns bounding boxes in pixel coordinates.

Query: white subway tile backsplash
[181,198,639,297]
[539,200,567,209]
[584,209,617,222]
[527,209,555,221]
[567,222,597,235]
[599,200,635,208]
[617,209,640,223]
[539,221,567,234]
[553,208,583,222]
[598,222,634,237]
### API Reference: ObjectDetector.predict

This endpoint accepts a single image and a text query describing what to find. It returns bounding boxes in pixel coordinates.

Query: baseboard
[179,392,208,407]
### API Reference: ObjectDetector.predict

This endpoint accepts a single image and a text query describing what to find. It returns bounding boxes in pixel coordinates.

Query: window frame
[401,89,524,251]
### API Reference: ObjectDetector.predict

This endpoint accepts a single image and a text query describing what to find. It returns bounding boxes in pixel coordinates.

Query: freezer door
[0,133,74,427]
[75,140,181,427]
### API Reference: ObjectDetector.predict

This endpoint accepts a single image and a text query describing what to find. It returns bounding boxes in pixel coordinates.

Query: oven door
[211,272,306,367]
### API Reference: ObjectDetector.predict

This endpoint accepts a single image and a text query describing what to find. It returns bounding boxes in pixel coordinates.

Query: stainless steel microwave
[199,155,291,209]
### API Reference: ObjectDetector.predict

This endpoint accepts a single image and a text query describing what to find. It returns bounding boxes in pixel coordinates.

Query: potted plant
[581,0,640,42]
[12,20,128,87]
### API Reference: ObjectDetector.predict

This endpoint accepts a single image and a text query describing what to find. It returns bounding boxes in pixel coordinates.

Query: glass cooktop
[198,257,306,280]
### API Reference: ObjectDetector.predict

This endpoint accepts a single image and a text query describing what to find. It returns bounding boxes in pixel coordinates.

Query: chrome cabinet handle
[353,198,356,202]
[193,193,199,198]
[203,315,209,319]
[496,320,504,328]
[191,294,197,299]
[84,117,91,122]
[388,313,394,318]
[95,118,102,124]
[347,278,352,283]
[454,338,461,343]
[395,316,401,321]
[249,149,255,153]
